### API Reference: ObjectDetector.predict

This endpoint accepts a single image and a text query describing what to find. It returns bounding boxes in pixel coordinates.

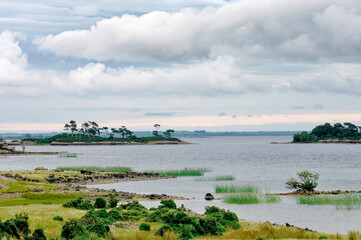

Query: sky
[1,0,361,132]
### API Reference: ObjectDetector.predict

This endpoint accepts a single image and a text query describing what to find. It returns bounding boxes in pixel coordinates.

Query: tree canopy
[293,122,361,142]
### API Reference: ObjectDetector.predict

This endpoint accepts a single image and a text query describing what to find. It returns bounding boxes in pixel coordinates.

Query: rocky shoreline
[8,140,189,146]
[0,169,183,202]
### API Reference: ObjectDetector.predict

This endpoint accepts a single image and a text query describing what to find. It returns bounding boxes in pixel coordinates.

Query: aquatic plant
[195,175,235,181]
[57,166,132,173]
[297,194,361,210]
[215,184,260,193]
[223,193,280,204]
[149,168,209,177]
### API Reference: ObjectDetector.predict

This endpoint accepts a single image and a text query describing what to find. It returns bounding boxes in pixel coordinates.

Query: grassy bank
[57,166,132,172]
[0,193,82,207]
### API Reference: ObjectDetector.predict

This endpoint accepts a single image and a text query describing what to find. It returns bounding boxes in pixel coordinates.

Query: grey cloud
[292,106,305,110]
[314,104,324,109]
[145,112,177,117]
[218,112,226,116]
[36,1,361,63]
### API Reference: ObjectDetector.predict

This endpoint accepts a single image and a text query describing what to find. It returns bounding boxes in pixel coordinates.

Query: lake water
[1,136,361,233]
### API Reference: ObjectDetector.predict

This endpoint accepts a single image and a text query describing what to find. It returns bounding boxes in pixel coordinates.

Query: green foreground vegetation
[298,194,361,210]
[293,122,361,143]
[0,199,350,240]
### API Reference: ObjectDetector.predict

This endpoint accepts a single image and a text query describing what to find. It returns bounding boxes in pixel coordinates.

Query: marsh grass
[0,181,60,193]
[149,168,209,177]
[57,166,133,172]
[195,175,235,181]
[215,184,260,193]
[223,193,281,204]
[297,194,361,210]
[198,221,343,240]
[0,193,82,206]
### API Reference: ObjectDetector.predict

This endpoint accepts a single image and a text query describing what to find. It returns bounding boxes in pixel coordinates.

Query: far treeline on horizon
[2,120,361,142]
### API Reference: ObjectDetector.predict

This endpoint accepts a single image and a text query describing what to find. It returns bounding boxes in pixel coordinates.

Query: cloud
[292,106,305,110]
[314,104,324,109]
[145,112,177,117]
[36,1,361,63]
[218,112,226,116]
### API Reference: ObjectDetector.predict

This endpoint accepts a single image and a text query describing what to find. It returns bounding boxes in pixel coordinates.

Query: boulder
[205,193,215,200]
[35,167,47,170]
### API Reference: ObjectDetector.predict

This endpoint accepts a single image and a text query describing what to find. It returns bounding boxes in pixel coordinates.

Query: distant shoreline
[8,140,189,146]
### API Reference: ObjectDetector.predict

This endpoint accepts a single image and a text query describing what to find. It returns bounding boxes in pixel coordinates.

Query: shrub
[87,223,109,237]
[108,210,124,221]
[108,194,118,208]
[200,215,226,236]
[93,210,108,219]
[286,171,319,191]
[139,223,151,231]
[77,201,94,210]
[94,198,107,209]
[53,216,63,221]
[155,224,172,236]
[160,199,177,209]
[32,228,46,240]
[61,219,89,239]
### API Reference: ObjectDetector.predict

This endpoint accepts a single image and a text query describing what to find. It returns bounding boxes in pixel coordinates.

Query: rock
[35,167,47,170]
[48,174,55,179]
[80,169,92,175]
[14,174,23,179]
[3,173,13,178]
[205,193,215,200]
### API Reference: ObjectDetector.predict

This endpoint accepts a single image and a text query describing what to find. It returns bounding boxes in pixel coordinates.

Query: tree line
[63,120,174,139]
[293,122,361,142]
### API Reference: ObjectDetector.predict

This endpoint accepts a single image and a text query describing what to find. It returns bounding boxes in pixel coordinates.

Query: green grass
[297,194,361,210]
[215,184,260,193]
[0,181,60,193]
[57,166,133,172]
[223,193,281,204]
[0,193,82,206]
[195,175,235,181]
[149,168,209,177]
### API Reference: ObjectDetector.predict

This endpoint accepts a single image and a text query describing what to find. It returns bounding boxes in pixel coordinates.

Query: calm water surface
[1,136,361,233]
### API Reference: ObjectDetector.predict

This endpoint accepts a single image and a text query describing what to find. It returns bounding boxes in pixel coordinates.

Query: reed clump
[297,194,361,210]
[195,175,235,181]
[215,184,260,193]
[150,168,209,177]
[223,194,281,204]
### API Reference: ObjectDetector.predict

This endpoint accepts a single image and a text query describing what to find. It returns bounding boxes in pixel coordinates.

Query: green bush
[87,223,109,237]
[94,198,107,209]
[200,215,226,236]
[108,195,118,208]
[61,219,89,239]
[108,210,124,221]
[32,228,46,240]
[155,224,172,236]
[77,202,94,210]
[160,199,177,209]
[63,197,94,210]
[286,171,319,191]
[139,223,151,231]
[53,216,63,221]
[93,210,108,219]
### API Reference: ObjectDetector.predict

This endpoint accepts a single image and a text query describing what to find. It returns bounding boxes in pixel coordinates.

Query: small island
[293,122,361,143]
[7,120,186,147]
